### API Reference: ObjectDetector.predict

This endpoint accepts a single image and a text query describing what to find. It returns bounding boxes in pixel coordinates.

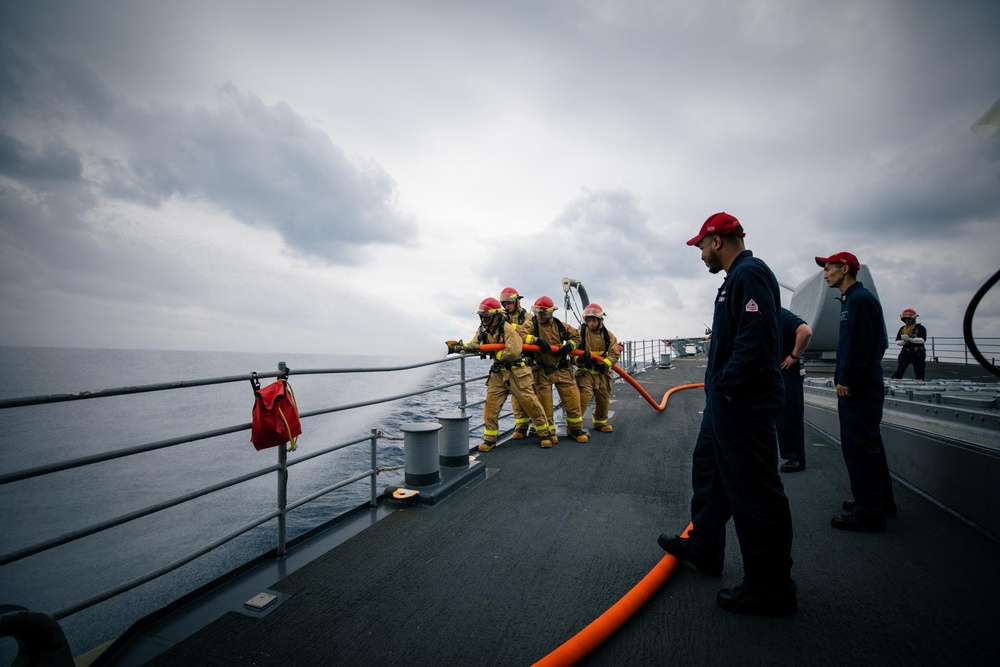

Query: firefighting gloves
[579,350,613,368]
[534,338,551,353]
[556,342,574,357]
[445,340,480,354]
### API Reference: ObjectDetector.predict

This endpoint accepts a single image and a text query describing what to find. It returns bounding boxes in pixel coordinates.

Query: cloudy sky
[1,0,998,357]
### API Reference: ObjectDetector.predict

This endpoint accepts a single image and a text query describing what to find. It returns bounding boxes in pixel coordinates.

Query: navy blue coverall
[891,322,928,380]
[835,282,894,518]
[688,250,795,597]
[776,308,807,465]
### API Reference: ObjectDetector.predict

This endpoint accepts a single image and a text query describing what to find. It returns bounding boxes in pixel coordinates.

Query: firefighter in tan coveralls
[518,296,590,443]
[575,303,620,433]
[499,287,533,440]
[459,298,555,451]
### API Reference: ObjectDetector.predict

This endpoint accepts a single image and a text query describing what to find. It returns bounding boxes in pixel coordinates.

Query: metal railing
[0,340,671,629]
[879,336,1000,368]
[619,338,686,373]
[0,354,482,623]
[922,336,1000,367]
[622,335,1000,371]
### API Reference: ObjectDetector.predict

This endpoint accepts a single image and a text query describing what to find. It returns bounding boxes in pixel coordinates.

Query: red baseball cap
[686,212,745,246]
[814,251,860,273]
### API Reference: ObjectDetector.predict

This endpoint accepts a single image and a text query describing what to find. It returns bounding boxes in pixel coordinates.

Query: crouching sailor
[453,298,556,451]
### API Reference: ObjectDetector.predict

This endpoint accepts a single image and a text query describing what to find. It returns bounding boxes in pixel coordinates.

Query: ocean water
[0,346,494,661]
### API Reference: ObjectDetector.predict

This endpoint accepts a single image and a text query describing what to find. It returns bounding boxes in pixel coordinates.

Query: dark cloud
[0,39,120,126]
[0,132,83,181]
[0,40,422,349]
[102,84,417,262]
[0,47,417,265]
[819,135,1000,236]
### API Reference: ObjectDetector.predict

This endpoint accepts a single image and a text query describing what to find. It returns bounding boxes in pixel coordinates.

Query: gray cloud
[819,137,1000,236]
[0,46,417,266]
[0,38,422,350]
[0,132,83,181]
[103,84,417,262]
[2,0,999,350]
[482,187,690,308]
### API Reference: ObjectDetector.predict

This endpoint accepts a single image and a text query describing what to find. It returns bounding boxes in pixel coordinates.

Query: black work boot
[657,534,723,576]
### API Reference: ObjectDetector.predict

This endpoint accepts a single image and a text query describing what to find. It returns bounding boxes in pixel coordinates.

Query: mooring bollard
[401,422,442,487]
[438,411,471,469]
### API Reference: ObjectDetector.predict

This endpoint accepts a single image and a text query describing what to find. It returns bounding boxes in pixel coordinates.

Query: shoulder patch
[745,299,758,312]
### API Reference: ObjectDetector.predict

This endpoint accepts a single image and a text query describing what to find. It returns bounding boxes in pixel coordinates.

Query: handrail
[880,336,1000,366]
[0,357,457,410]
[0,372,490,487]
[0,463,281,567]
[0,341,671,633]
[926,336,999,366]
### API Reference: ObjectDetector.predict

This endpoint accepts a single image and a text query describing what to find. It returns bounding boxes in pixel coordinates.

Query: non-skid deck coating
[146,358,1000,666]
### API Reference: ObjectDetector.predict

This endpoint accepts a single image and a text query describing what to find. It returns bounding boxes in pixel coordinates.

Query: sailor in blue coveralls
[816,251,896,531]
[776,308,812,473]
[659,212,796,616]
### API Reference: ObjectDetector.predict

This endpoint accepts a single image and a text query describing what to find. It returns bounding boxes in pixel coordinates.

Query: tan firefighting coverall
[575,324,620,430]
[504,307,531,434]
[518,317,586,434]
[471,320,552,446]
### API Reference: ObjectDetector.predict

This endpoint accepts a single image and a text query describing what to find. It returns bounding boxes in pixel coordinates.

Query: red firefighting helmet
[583,303,606,319]
[900,308,918,320]
[532,296,557,315]
[499,287,520,303]
[476,298,504,316]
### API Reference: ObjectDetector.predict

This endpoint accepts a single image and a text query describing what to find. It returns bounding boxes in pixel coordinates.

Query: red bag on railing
[251,378,301,452]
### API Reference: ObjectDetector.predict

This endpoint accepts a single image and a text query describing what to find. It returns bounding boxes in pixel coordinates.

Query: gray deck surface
[146,358,1000,666]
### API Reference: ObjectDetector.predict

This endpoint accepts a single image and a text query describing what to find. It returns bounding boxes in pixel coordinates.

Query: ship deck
[109,358,999,666]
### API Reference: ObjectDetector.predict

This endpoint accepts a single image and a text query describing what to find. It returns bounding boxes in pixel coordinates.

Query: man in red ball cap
[660,212,797,616]
[816,251,896,531]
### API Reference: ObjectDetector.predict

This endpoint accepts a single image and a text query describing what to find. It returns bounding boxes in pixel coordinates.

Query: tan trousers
[576,369,613,427]
[533,365,584,430]
[509,396,529,430]
[483,365,550,443]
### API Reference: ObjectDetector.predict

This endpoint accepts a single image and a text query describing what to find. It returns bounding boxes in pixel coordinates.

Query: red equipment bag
[250,377,302,452]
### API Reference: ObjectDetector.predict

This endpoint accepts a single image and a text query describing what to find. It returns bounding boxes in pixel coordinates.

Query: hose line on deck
[531,524,694,667]
[528,378,701,666]
[473,343,704,408]
[468,344,704,664]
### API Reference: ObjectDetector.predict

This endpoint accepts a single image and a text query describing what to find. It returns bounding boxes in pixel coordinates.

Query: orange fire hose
[474,343,703,409]
[470,342,704,664]
[532,523,694,667]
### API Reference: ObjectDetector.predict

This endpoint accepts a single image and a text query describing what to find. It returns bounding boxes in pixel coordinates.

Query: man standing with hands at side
[777,308,813,473]
[660,212,796,616]
[816,251,896,531]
